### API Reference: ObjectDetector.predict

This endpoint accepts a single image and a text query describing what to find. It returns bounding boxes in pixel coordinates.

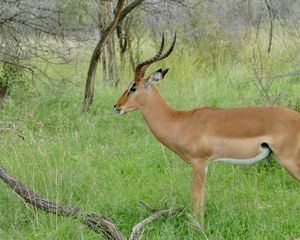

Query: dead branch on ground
[0,165,182,240]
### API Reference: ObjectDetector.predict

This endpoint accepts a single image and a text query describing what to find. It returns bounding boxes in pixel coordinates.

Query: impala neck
[138,87,182,149]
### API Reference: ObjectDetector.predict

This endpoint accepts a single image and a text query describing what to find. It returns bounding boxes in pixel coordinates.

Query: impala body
[114,33,300,224]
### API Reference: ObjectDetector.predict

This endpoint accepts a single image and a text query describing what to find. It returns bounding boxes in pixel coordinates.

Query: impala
[114,33,300,224]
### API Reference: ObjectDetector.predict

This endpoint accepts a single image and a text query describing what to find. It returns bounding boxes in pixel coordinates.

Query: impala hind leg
[191,161,207,225]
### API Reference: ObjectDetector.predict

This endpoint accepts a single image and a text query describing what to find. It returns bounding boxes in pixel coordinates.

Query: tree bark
[0,86,9,99]
[83,0,145,111]
[83,0,125,111]
[102,48,108,83]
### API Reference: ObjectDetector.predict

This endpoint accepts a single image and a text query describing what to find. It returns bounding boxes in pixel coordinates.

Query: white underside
[212,146,271,165]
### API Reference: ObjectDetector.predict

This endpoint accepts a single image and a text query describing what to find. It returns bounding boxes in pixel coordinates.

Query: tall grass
[0,33,300,239]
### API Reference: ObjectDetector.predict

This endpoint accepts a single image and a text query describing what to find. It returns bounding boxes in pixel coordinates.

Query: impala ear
[145,68,169,90]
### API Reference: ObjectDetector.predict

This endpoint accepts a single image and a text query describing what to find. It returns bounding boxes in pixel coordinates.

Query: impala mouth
[115,107,125,115]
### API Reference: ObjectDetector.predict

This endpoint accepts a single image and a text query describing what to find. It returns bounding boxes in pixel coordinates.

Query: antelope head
[114,33,176,115]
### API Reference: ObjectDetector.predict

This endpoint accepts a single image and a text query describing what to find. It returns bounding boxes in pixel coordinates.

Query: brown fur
[115,73,300,224]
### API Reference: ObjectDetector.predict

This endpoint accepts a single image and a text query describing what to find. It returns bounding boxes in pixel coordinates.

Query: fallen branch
[0,166,126,240]
[0,166,183,240]
[129,208,183,240]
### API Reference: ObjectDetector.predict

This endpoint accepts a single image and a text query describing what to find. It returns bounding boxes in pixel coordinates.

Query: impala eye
[129,83,137,93]
[130,87,136,92]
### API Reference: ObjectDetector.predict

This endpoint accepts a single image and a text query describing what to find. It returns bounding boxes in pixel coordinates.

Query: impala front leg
[191,161,207,225]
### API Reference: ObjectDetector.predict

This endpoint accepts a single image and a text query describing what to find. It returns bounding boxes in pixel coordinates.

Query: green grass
[1,35,300,239]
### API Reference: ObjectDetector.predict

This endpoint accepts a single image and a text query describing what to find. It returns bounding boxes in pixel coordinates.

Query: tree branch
[129,207,182,240]
[0,166,126,240]
[119,0,145,23]
[0,165,183,239]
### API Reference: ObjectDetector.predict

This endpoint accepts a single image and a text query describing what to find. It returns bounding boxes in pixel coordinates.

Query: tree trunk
[83,0,125,111]
[0,86,9,99]
[82,0,145,111]
[107,38,119,86]
[102,48,107,83]
[83,51,100,110]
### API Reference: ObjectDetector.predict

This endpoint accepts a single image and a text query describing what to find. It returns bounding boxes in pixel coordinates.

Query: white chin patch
[118,109,125,115]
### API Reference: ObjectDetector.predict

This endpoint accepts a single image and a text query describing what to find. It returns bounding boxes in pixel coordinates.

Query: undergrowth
[0,32,300,239]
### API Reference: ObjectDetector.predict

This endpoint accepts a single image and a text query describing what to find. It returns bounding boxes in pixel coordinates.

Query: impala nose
[114,104,122,114]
